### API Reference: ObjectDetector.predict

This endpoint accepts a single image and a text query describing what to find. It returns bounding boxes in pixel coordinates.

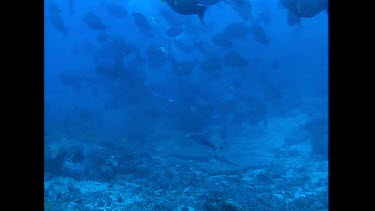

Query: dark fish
[50,14,68,34]
[50,13,68,34]
[132,12,154,37]
[146,45,168,68]
[83,11,106,31]
[250,24,268,44]
[186,132,216,150]
[222,21,251,40]
[106,36,138,60]
[211,22,250,48]
[67,0,74,14]
[193,42,222,76]
[170,56,196,76]
[257,8,271,25]
[224,0,253,21]
[174,38,196,52]
[47,1,68,34]
[97,31,108,43]
[167,25,184,37]
[281,0,328,18]
[224,50,248,68]
[163,0,208,24]
[212,32,233,48]
[95,60,124,80]
[48,1,61,14]
[59,71,90,90]
[166,153,236,166]
[213,155,237,166]
[103,2,128,19]
[167,153,211,162]
[200,54,222,73]
[199,0,222,5]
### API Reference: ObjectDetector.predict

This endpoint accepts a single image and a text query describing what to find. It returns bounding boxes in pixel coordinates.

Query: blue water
[44,0,328,210]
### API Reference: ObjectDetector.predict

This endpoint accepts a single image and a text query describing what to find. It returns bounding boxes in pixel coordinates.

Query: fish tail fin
[197,6,207,24]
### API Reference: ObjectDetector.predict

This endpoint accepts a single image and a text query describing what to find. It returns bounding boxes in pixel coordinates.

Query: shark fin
[197,5,207,24]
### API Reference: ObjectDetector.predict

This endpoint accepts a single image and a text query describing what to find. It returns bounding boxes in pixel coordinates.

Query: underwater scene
[44,0,328,210]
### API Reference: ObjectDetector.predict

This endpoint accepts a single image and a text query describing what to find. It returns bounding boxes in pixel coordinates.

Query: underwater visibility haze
[44,0,328,210]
